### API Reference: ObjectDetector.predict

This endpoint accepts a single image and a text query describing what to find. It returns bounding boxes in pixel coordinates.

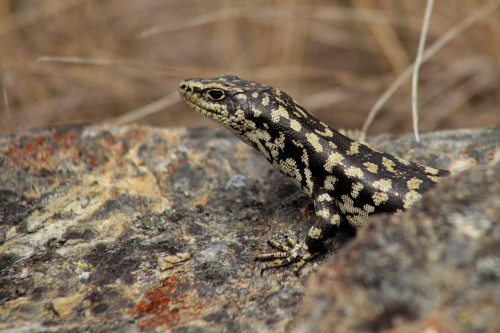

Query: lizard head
[178,75,306,141]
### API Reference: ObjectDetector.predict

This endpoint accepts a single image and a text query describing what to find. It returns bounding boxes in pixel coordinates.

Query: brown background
[1,0,499,136]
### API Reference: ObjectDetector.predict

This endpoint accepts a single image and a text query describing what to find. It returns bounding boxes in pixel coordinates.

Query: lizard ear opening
[206,89,226,101]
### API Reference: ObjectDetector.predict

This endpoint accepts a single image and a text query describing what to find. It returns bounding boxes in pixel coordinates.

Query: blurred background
[0,0,499,136]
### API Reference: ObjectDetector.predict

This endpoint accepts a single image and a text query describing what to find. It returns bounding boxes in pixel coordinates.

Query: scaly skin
[179,75,449,273]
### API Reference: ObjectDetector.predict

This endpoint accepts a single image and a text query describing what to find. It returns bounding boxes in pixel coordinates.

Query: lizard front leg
[256,191,341,274]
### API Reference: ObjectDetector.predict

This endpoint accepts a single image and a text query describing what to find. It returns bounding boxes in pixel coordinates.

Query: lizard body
[179,75,449,273]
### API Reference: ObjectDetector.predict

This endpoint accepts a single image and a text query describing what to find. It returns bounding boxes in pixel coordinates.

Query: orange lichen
[2,130,77,169]
[131,276,203,329]
[167,159,185,174]
[1,129,110,169]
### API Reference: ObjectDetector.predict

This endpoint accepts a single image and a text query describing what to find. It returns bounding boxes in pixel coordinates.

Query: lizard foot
[256,237,318,274]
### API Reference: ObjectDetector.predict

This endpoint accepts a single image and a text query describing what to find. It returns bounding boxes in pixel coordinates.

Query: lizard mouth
[179,83,226,118]
[179,88,216,116]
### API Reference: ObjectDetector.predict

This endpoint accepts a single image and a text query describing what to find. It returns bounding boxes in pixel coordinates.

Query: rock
[293,160,500,333]
[52,294,84,318]
[0,124,498,332]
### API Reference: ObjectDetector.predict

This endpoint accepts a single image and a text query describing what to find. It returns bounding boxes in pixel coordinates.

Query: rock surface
[293,161,500,333]
[0,124,498,332]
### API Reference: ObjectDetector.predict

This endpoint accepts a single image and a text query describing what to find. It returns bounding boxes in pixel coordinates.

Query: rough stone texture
[293,160,500,333]
[0,124,498,332]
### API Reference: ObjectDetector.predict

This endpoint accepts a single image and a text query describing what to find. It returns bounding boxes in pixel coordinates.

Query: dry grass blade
[351,0,409,74]
[36,56,193,77]
[1,1,498,135]
[1,74,10,118]
[411,0,434,142]
[362,0,500,134]
[138,7,248,37]
[106,92,180,126]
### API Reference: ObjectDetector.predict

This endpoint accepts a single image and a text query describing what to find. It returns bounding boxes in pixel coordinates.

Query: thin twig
[105,92,179,125]
[362,0,500,134]
[37,56,168,71]
[411,0,434,142]
[37,56,199,78]
[138,7,246,38]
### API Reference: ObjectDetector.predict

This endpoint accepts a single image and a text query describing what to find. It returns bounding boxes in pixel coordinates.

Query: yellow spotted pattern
[179,75,450,270]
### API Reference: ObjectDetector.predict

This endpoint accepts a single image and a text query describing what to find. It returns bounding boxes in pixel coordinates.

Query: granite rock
[0,124,498,332]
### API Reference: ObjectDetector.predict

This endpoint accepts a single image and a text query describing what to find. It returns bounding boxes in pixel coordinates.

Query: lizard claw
[256,237,317,274]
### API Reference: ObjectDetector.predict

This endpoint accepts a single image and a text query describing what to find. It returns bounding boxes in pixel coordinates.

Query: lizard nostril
[180,83,187,91]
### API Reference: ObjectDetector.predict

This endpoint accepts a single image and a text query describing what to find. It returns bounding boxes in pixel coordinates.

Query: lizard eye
[206,89,225,101]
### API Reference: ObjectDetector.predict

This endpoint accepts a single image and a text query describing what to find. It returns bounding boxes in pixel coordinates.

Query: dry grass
[1,0,499,136]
